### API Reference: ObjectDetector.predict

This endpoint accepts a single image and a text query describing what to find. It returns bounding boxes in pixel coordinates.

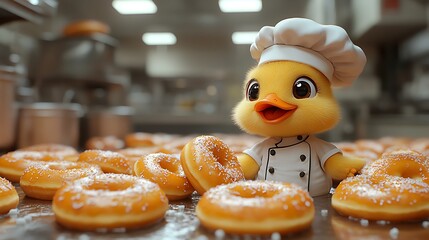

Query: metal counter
[0,186,428,240]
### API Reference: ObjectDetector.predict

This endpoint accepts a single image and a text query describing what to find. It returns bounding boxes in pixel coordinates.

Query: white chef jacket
[243,135,340,196]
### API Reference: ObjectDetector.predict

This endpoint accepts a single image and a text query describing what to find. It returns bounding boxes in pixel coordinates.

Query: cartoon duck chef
[233,18,367,196]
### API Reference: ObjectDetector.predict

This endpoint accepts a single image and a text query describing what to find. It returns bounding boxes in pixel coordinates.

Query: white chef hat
[250,18,366,87]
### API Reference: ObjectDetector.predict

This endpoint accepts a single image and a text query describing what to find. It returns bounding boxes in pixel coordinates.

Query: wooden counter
[0,185,428,240]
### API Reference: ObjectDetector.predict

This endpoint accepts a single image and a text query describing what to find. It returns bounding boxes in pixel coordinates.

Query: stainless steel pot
[86,106,134,139]
[17,102,82,148]
[0,66,17,150]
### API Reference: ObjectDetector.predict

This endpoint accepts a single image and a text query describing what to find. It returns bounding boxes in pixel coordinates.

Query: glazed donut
[196,180,315,235]
[0,177,19,214]
[409,138,429,156]
[20,143,79,161]
[361,150,429,177]
[332,150,429,221]
[134,153,194,200]
[20,161,103,200]
[355,139,385,156]
[85,136,125,151]
[0,151,64,182]
[52,174,169,231]
[334,142,378,163]
[78,150,134,175]
[180,135,245,195]
[118,147,173,159]
[125,132,179,148]
[125,133,156,148]
[332,175,429,221]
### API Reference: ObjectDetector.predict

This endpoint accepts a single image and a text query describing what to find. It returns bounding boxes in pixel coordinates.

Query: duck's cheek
[291,99,341,132]
[232,101,265,134]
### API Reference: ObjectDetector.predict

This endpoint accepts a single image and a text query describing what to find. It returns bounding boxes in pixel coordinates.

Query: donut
[332,150,429,221]
[355,139,385,156]
[180,135,245,195]
[63,20,110,37]
[0,177,19,215]
[196,180,315,235]
[85,136,125,151]
[78,150,134,175]
[134,153,194,200]
[377,137,411,149]
[125,133,156,148]
[409,138,429,156]
[125,132,179,148]
[361,150,429,177]
[20,143,79,161]
[20,161,103,200]
[118,146,173,159]
[332,175,429,221]
[334,142,378,163]
[0,151,64,182]
[52,174,169,231]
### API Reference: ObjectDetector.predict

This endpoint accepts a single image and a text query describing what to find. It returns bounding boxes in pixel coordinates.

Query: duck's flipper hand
[236,153,259,180]
[324,153,366,180]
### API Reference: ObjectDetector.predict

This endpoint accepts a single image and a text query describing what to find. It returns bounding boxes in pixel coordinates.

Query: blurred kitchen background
[0,0,429,150]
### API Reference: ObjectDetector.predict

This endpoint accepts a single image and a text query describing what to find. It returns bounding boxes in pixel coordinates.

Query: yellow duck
[233,18,367,196]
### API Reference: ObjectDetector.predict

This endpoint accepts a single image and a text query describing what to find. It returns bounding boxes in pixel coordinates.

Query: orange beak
[254,93,297,124]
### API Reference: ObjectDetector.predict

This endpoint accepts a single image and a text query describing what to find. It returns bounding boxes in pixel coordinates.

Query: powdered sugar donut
[52,174,169,231]
[180,135,245,195]
[20,161,102,200]
[134,153,194,200]
[78,150,134,175]
[196,180,315,234]
[332,150,429,221]
[0,177,19,214]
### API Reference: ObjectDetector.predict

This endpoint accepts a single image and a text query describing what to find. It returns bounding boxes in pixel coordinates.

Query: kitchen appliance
[0,66,17,150]
[17,102,82,148]
[86,106,134,139]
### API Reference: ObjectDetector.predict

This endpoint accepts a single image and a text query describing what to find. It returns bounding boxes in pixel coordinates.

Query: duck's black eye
[246,79,259,101]
[293,77,317,99]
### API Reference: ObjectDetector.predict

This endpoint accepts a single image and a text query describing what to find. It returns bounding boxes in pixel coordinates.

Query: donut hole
[386,161,427,180]
[230,186,278,199]
[87,180,133,192]
[159,158,179,173]
[211,143,235,168]
[48,163,82,171]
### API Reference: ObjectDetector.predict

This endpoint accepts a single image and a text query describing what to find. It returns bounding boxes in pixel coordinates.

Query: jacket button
[299,171,305,177]
[270,149,276,156]
[300,154,306,161]
[297,135,303,140]
[269,167,275,174]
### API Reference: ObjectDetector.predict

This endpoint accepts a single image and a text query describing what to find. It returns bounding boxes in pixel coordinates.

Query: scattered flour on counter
[320,209,328,217]
[8,208,19,216]
[360,219,369,227]
[78,234,91,240]
[215,229,225,239]
[271,232,281,240]
[389,227,399,239]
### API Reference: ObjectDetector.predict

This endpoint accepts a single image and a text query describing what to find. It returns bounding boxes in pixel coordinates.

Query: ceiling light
[142,32,177,45]
[232,31,258,44]
[112,0,157,15]
[219,0,262,13]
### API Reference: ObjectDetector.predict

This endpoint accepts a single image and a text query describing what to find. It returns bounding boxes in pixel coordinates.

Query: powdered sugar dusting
[201,180,313,211]
[189,136,244,186]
